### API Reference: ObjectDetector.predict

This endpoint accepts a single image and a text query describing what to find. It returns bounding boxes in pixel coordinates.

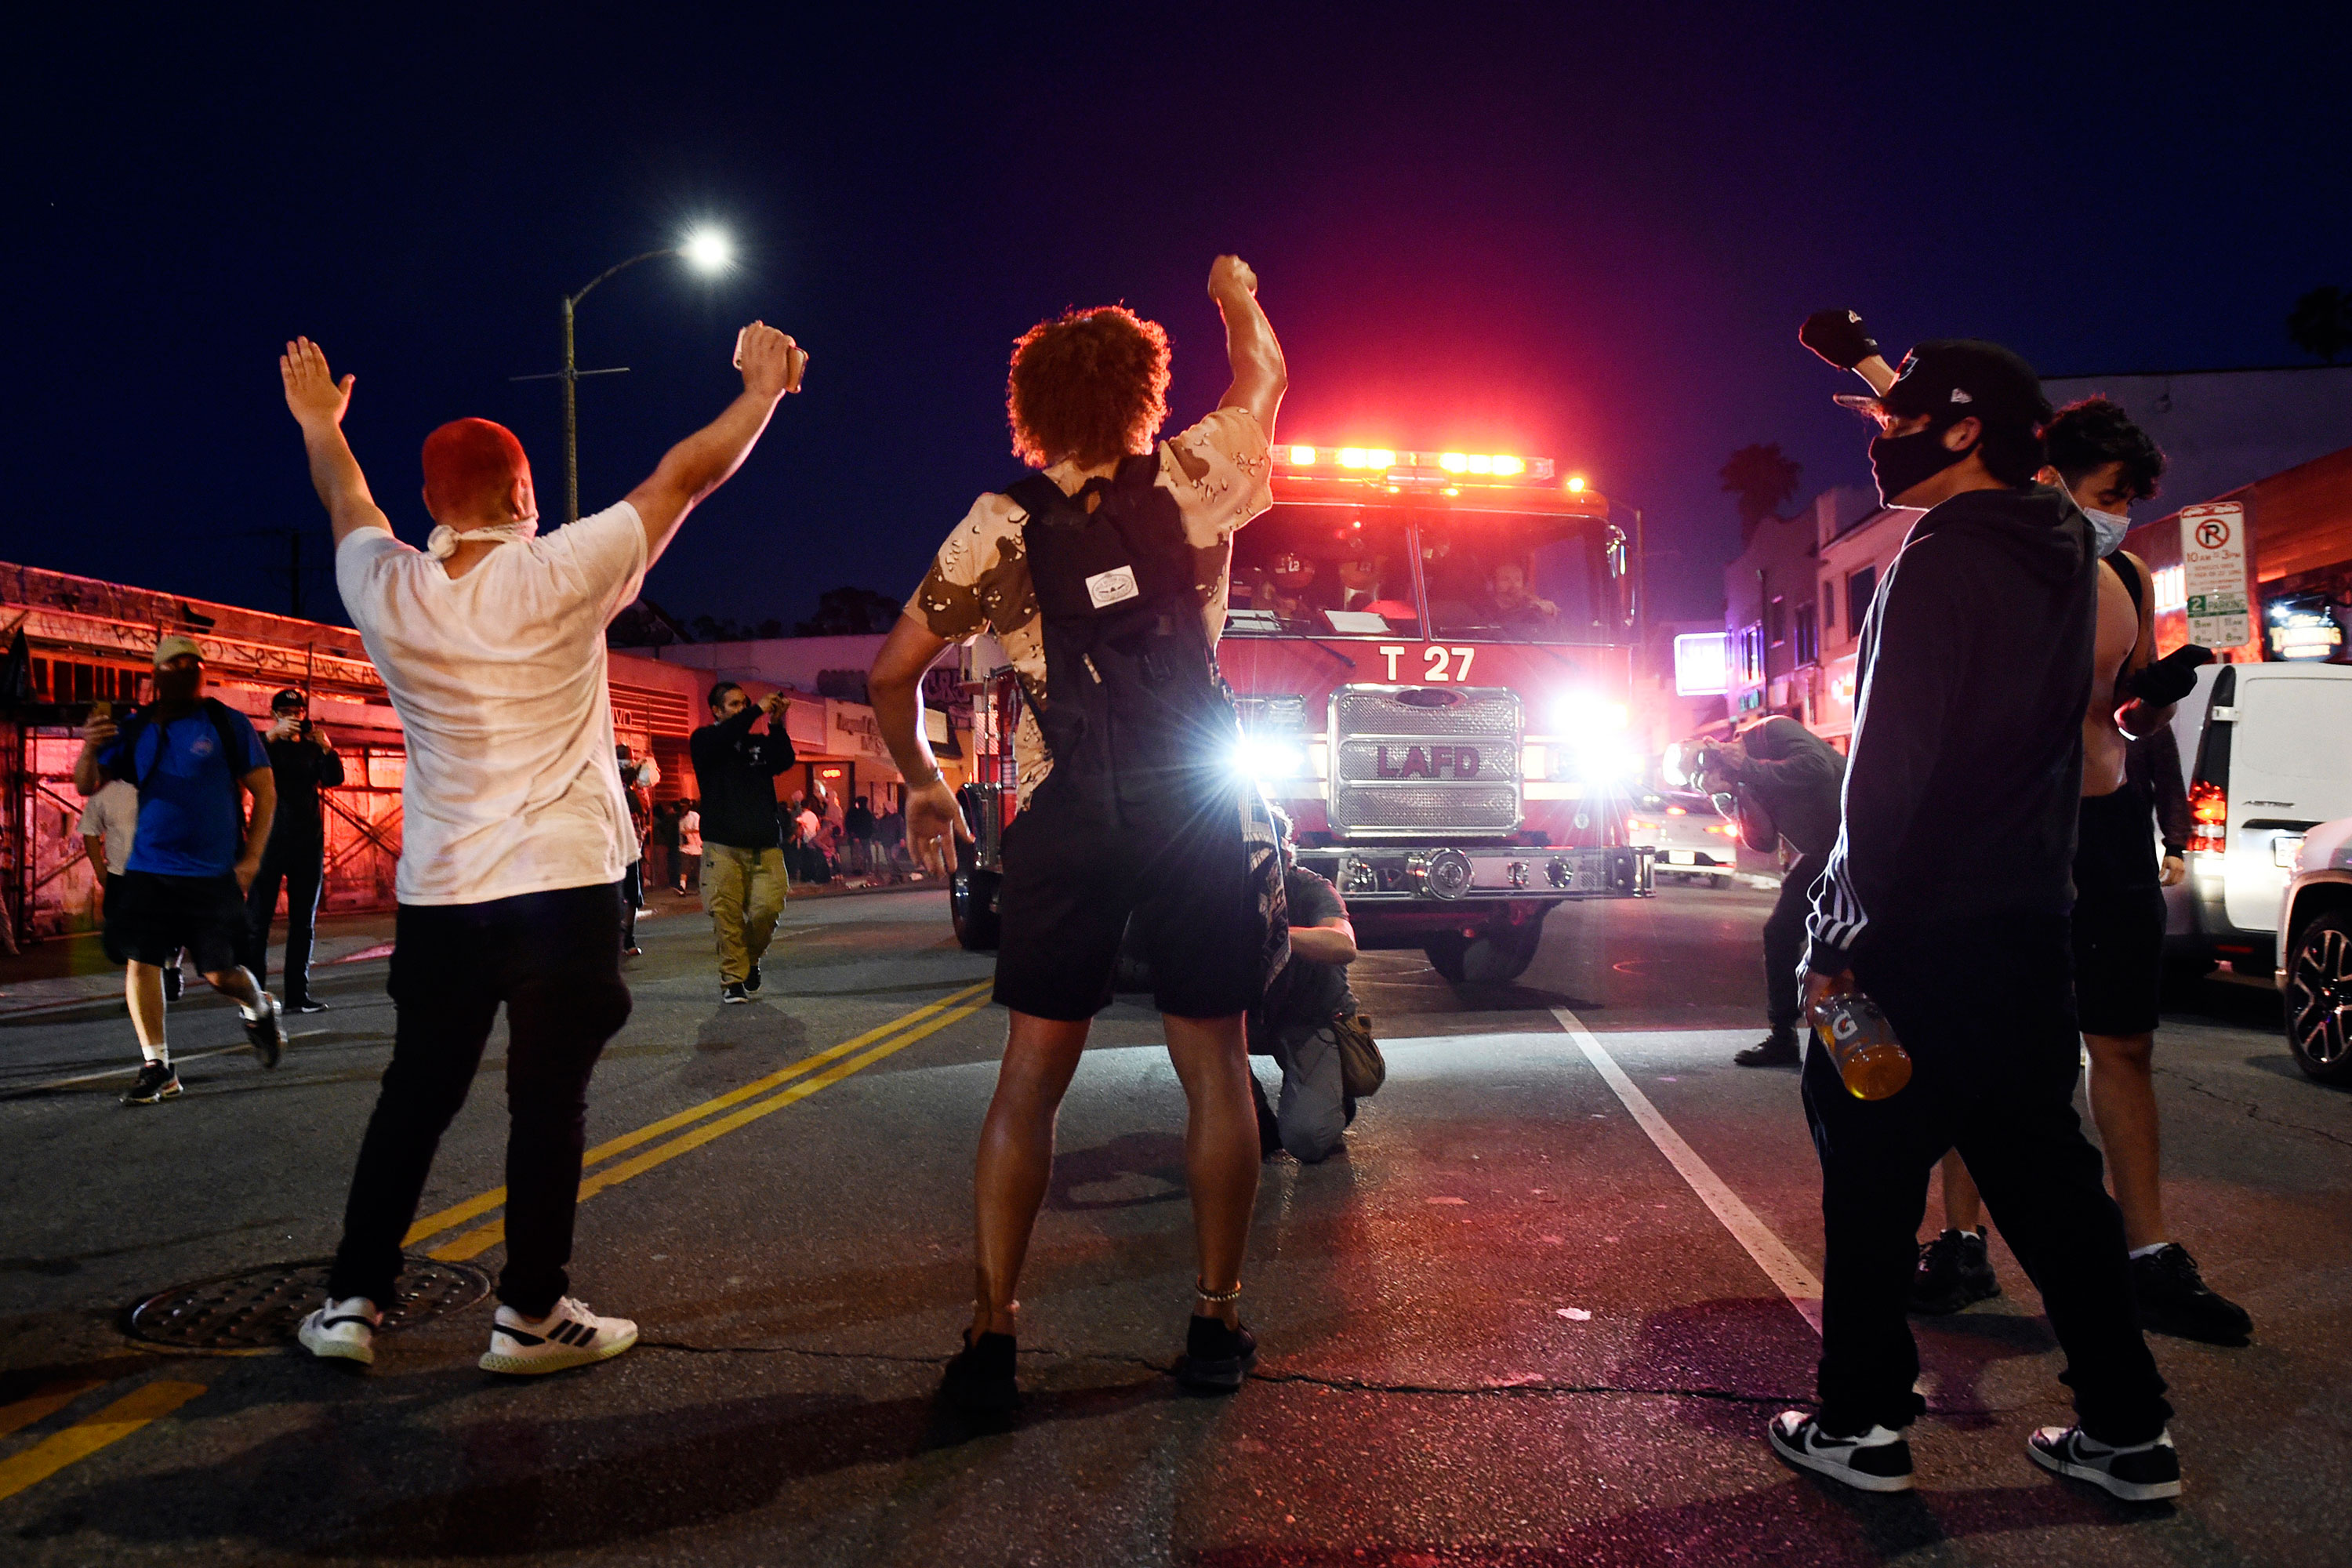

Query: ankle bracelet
[1195,1279,1242,1306]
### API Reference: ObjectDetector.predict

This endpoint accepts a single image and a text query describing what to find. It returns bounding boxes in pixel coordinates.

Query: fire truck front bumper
[1298,844,1653,902]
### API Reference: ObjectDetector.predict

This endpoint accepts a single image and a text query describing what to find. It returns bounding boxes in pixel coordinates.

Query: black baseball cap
[1836,339,2050,428]
[270,688,307,712]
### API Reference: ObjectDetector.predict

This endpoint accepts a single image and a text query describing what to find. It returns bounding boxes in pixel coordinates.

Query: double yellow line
[404,981,994,1261]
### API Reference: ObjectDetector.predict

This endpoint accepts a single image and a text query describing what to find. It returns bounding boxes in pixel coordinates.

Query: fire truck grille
[1328,685,1522,837]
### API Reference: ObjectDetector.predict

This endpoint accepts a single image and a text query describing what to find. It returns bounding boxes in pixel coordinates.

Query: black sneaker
[1174,1314,1258,1395]
[1735,1029,1802,1067]
[721,982,750,1005]
[1909,1227,1999,1315]
[2132,1243,2252,1345]
[289,997,328,1014]
[2028,1425,2182,1501]
[243,994,286,1068]
[939,1329,1018,1421]
[1767,1411,1915,1493]
[122,1061,182,1105]
[745,964,762,994]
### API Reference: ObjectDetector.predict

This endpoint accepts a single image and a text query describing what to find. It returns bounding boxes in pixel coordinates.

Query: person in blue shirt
[73,636,289,1105]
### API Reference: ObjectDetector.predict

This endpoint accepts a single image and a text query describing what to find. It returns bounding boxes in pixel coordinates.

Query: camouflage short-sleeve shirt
[906,406,1272,804]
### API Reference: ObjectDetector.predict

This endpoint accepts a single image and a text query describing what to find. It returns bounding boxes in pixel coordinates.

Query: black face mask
[1869,422,1971,507]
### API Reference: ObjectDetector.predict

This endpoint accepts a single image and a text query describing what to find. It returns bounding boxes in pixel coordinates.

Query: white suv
[2278,816,2352,1084]
[2163,662,2352,979]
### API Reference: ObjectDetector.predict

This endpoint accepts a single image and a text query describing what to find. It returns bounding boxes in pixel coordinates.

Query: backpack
[1004,459,1239,818]
[110,698,256,850]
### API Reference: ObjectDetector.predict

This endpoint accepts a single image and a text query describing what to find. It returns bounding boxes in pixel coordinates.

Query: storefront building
[2,563,953,945]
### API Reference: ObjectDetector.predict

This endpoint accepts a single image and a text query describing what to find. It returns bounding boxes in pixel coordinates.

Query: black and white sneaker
[721,981,750,1005]
[242,993,286,1068]
[289,997,329,1014]
[479,1298,638,1374]
[1174,1315,1258,1395]
[2028,1425,2182,1501]
[298,1295,381,1367]
[2132,1244,2252,1345]
[1909,1227,2000,1315]
[1767,1411,1915,1493]
[745,964,762,994]
[121,1061,182,1105]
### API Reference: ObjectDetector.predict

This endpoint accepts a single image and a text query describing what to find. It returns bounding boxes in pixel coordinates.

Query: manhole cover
[125,1254,492,1351]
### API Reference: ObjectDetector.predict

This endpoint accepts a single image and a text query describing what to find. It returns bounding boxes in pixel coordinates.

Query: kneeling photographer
[1248,810,1381,1163]
[1684,715,1846,1067]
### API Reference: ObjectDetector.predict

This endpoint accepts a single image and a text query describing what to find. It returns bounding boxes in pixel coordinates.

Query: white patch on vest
[1085,564,1139,608]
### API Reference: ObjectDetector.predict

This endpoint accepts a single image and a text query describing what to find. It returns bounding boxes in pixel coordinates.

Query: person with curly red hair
[870,256,1286,1418]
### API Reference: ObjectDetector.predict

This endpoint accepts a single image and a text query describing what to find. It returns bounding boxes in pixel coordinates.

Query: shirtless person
[1914,397,2248,1344]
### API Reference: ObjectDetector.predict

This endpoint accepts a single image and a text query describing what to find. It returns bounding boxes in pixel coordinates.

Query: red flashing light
[2188,779,2227,854]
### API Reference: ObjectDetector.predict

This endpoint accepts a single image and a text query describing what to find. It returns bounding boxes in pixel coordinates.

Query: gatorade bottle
[1813,990,1912,1101]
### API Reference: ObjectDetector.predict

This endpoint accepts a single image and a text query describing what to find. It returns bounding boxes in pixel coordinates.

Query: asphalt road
[1,879,2345,1566]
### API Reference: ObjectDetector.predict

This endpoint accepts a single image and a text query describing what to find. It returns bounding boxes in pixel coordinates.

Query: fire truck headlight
[1235,737,1307,781]
[1573,738,1640,782]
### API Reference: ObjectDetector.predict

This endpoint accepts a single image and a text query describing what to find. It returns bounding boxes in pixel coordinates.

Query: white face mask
[427,518,539,561]
[2083,506,2129,558]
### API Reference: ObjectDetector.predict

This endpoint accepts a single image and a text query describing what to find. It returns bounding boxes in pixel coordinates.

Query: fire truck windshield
[1225,506,1621,645]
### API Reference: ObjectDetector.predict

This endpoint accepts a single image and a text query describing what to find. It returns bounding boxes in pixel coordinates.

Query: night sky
[9,5,2346,631]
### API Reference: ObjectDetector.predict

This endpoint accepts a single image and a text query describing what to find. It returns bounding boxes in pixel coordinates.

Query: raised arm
[623,323,809,568]
[1799,308,1898,397]
[1210,256,1286,433]
[281,339,394,548]
[869,613,968,878]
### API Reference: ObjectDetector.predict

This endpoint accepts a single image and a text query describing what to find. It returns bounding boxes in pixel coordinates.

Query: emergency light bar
[1279,445,1558,484]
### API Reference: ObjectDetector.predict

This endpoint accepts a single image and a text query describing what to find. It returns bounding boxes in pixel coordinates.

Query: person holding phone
[243,688,344,1012]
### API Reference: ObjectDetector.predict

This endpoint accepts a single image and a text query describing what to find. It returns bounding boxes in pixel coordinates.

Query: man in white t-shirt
[278,324,807,1374]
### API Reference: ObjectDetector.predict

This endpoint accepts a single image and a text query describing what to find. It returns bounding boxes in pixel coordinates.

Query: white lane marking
[1552,1007,1824,1335]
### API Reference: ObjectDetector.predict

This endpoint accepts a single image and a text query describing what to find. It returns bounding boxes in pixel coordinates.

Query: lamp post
[528,228,734,523]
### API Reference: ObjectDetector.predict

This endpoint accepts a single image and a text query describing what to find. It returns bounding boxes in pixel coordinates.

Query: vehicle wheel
[1423,932,1468,982]
[950,868,1001,952]
[2284,911,2352,1084]
[1709,874,1732,890]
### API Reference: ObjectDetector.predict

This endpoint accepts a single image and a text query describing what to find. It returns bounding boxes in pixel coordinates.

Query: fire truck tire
[951,869,1002,952]
[1427,914,1548,985]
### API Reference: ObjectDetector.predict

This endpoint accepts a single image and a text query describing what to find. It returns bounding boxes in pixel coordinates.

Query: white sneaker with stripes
[479,1297,639,1374]
[297,1296,381,1367]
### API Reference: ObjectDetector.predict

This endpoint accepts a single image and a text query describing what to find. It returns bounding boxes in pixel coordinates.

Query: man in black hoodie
[1763,314,2178,1503]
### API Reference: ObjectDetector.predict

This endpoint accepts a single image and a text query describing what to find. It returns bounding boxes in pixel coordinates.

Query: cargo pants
[701,844,789,985]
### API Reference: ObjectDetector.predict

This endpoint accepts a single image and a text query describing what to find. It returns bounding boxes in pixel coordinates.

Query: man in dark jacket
[1764,316,2177,1504]
[244,688,346,1012]
[690,682,795,1004]
[1695,713,1846,1066]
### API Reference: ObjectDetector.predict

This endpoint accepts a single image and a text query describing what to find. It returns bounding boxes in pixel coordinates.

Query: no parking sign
[2180,501,2250,649]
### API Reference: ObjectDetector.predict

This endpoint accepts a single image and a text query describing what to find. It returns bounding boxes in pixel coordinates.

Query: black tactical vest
[1004,457,1240,821]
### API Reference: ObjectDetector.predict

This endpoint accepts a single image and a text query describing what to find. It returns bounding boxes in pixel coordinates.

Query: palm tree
[2288,285,2350,364]
[1720,444,1802,543]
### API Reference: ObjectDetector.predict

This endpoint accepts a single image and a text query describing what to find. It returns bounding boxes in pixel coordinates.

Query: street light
[528,228,735,524]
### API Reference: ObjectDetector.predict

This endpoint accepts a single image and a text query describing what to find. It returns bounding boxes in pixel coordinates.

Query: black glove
[2125,644,2214,708]
[1799,308,1880,372]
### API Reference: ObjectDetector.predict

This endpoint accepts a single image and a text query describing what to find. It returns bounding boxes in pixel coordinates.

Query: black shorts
[993,772,1270,1022]
[103,869,246,972]
[2072,788,2165,1037]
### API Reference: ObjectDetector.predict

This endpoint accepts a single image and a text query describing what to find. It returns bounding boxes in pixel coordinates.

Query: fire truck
[950,444,1653,982]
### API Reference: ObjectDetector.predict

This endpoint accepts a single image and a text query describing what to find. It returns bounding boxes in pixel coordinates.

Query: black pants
[327,881,632,1316]
[619,860,642,951]
[1764,852,1827,1031]
[243,834,325,1004]
[1805,913,2171,1442]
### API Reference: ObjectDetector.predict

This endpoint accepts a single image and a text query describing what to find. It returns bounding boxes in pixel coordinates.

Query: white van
[2164,662,2352,975]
